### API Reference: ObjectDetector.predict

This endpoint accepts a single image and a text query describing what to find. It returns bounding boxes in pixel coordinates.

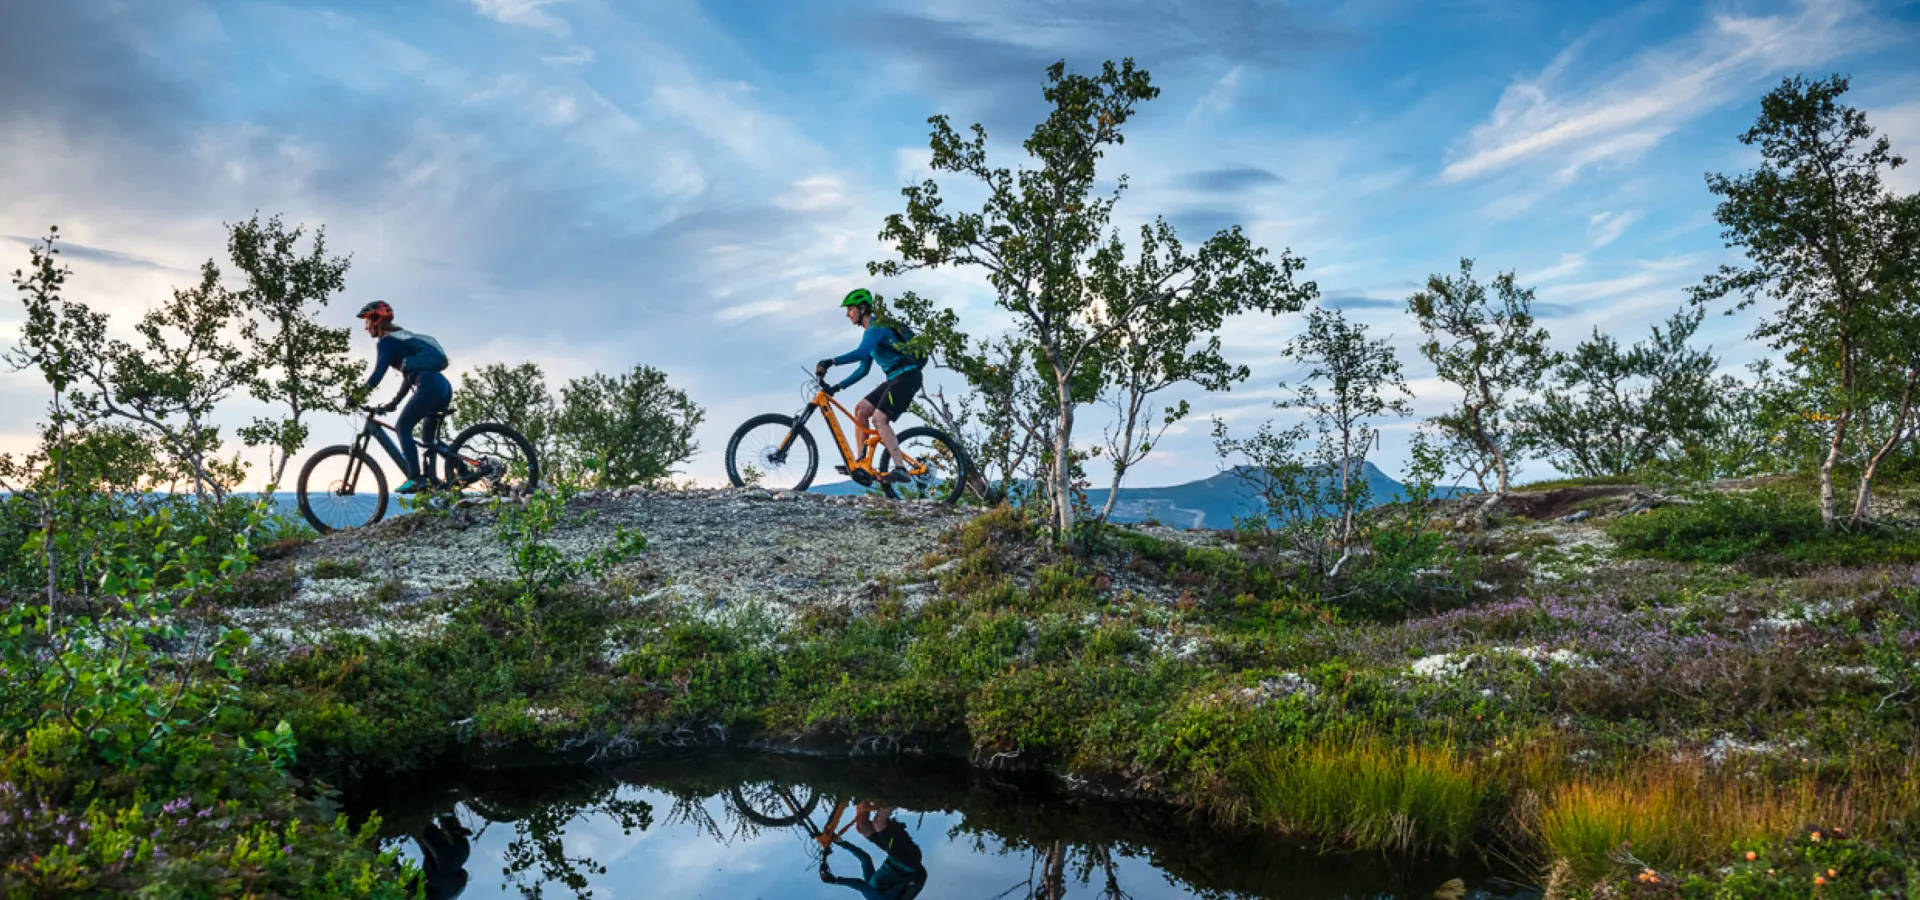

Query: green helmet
[840,288,874,308]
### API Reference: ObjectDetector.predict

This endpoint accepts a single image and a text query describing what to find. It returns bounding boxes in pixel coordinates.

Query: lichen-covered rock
[232,488,977,639]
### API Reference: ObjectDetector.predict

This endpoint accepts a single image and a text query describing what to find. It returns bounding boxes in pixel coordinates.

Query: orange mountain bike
[724,374,972,504]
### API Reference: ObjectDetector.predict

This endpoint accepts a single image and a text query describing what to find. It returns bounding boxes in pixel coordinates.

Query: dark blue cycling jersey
[364,328,449,390]
[830,323,920,392]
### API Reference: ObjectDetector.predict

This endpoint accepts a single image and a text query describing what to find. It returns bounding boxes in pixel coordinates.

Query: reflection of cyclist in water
[818,801,928,900]
[416,811,473,900]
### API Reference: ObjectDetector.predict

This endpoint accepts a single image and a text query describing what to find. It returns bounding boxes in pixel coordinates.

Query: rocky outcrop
[236,488,978,640]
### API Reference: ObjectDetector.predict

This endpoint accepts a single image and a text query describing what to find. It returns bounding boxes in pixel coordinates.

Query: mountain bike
[295,406,540,533]
[727,781,857,855]
[724,374,973,504]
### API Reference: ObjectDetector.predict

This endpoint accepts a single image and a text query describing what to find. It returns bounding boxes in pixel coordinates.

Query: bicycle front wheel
[725,414,817,492]
[445,423,541,498]
[297,445,389,533]
[878,426,971,505]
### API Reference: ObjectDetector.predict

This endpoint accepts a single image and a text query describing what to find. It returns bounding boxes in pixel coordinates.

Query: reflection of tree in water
[464,781,654,900]
[988,840,1136,900]
[362,756,1517,900]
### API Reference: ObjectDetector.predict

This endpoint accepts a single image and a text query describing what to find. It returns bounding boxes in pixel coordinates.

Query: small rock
[1561,509,1593,523]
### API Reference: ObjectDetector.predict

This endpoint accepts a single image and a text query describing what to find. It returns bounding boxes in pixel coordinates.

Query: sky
[3,0,1918,490]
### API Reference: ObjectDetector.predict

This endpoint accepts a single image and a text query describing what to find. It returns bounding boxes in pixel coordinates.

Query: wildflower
[1812,830,1822,842]
[1815,875,1827,886]
[1828,869,1837,878]
[1746,851,1758,861]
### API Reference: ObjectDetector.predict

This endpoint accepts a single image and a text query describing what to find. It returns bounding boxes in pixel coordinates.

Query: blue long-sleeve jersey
[364,329,449,392]
[829,322,920,391]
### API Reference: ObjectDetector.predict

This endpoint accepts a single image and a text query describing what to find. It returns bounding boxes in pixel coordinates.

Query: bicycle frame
[337,411,455,492]
[782,383,927,482]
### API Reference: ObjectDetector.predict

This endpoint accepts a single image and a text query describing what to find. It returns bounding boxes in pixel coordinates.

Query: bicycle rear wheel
[445,423,541,498]
[296,445,389,533]
[727,782,820,828]
[878,426,971,505]
[725,413,817,492]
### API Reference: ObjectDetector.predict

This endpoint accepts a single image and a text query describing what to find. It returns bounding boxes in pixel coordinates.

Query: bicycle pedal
[833,465,849,475]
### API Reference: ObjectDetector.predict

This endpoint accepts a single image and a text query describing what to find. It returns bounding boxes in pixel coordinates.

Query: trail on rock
[240,489,977,639]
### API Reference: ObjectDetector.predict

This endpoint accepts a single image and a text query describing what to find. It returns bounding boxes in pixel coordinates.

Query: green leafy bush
[1607,489,1920,565]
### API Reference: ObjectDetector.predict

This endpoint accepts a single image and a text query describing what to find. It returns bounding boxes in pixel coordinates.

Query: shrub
[1608,488,1920,566]
[1607,489,1822,563]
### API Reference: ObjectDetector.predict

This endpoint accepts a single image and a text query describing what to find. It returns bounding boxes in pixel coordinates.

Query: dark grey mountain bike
[295,406,540,533]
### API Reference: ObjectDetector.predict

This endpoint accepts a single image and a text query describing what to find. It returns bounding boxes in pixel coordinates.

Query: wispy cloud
[1443,0,1887,183]
[1521,252,1587,284]
[1587,210,1639,248]
[472,0,570,36]
[542,45,594,65]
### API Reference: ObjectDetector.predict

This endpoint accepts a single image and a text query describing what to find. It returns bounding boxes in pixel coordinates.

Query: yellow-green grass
[1247,735,1487,855]
[1533,757,1920,883]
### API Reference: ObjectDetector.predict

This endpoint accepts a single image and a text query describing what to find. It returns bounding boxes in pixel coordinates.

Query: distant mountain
[810,462,1473,530]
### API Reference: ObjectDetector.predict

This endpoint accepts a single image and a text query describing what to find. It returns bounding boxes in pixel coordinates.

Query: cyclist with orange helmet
[357,300,451,494]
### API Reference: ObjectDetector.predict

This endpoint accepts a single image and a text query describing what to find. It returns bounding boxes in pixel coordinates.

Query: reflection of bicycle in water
[412,810,474,900]
[727,781,929,900]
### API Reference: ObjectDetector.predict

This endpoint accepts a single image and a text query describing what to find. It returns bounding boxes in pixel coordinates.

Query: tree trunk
[1852,368,1919,524]
[1098,393,1141,523]
[1819,411,1851,529]
[45,388,64,612]
[1042,841,1066,899]
[1051,377,1077,540]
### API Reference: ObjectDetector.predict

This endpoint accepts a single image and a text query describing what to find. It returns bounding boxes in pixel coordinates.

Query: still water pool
[357,755,1536,900]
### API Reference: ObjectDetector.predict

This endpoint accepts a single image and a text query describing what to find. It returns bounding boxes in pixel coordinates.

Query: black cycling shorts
[863,368,923,421]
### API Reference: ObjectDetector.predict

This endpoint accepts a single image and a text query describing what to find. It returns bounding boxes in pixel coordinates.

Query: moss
[311,558,367,580]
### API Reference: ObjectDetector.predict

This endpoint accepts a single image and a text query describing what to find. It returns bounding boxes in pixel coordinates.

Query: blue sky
[3,0,1917,489]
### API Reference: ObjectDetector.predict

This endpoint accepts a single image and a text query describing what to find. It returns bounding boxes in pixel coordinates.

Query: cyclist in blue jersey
[357,300,451,494]
[815,289,925,484]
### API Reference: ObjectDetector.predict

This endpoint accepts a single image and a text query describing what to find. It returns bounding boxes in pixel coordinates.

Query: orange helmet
[356,301,394,324]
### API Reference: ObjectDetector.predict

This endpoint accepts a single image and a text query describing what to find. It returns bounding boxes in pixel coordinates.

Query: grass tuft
[1534,757,1920,883]
[1247,734,1486,855]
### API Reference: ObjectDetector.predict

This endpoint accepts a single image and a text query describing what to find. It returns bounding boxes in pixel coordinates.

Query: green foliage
[492,482,649,603]
[1248,734,1486,854]
[228,213,358,490]
[1637,829,1920,899]
[1692,74,1920,528]
[1519,308,1728,480]
[0,499,413,897]
[1407,258,1555,500]
[311,557,367,580]
[553,364,703,489]
[0,507,263,768]
[874,58,1314,539]
[1606,488,1920,565]
[8,217,355,503]
[0,728,412,899]
[1213,307,1412,598]
[455,361,557,463]
[1348,437,1479,617]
